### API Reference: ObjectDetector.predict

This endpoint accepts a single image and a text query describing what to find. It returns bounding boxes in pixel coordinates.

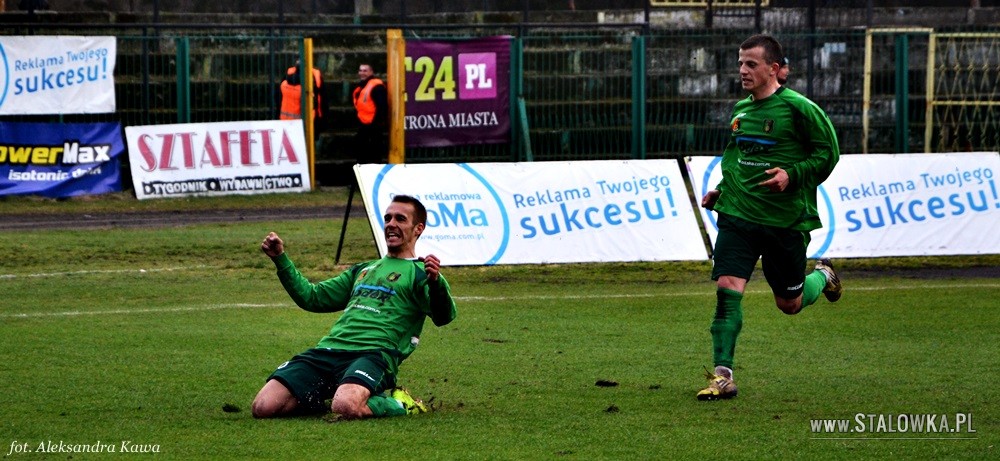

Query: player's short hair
[741,34,785,66]
[391,194,427,226]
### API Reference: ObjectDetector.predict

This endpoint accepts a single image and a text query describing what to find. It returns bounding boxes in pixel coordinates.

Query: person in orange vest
[777,56,790,86]
[278,61,326,135]
[352,63,388,163]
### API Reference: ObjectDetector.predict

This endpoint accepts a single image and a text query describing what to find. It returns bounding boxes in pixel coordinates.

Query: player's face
[383,202,424,254]
[738,46,777,94]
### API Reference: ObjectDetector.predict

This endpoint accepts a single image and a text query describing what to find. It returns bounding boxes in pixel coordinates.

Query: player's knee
[251,398,276,419]
[251,387,296,419]
[776,299,802,315]
[330,398,367,419]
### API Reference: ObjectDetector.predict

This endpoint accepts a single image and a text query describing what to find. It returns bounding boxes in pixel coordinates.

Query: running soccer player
[697,34,843,400]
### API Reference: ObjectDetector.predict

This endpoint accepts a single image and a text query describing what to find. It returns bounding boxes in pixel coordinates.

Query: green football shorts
[711,212,811,300]
[267,348,396,413]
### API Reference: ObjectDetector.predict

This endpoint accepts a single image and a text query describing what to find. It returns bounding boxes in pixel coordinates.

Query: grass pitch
[1,190,997,460]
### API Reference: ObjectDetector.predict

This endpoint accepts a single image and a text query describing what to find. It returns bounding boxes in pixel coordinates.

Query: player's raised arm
[261,232,284,258]
[419,254,441,282]
[420,254,456,327]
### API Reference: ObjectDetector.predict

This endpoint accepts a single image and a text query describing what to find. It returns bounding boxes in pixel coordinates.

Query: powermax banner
[355,160,708,266]
[0,122,123,198]
[688,153,1000,258]
[0,36,116,115]
[125,120,311,200]
[404,36,511,147]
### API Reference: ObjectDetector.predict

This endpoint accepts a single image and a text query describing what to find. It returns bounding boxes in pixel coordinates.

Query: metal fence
[2,23,996,176]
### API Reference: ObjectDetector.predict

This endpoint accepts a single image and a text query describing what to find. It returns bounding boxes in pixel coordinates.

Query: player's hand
[418,254,441,282]
[701,189,721,210]
[261,232,284,258]
[759,167,790,192]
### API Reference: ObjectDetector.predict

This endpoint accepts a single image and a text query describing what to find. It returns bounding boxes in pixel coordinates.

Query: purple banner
[1,122,124,198]
[404,36,512,148]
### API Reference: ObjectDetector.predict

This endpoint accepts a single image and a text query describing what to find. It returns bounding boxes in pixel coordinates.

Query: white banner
[688,153,1000,258]
[0,36,116,115]
[125,120,311,200]
[355,160,708,266]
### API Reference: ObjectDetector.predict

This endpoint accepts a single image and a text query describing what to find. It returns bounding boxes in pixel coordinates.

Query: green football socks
[801,270,827,308]
[710,288,744,370]
[366,394,407,417]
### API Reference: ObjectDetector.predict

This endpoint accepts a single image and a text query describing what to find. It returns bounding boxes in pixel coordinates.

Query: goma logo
[371,163,510,265]
[701,156,836,258]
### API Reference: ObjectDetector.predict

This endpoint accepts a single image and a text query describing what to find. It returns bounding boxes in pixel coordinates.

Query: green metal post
[631,36,647,160]
[142,31,151,125]
[299,40,307,124]
[268,33,278,120]
[518,97,533,162]
[176,37,191,123]
[895,34,909,153]
[511,38,524,161]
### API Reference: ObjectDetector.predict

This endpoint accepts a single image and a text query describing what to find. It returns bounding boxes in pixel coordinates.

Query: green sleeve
[272,253,354,313]
[715,174,728,193]
[785,103,840,192]
[426,275,457,327]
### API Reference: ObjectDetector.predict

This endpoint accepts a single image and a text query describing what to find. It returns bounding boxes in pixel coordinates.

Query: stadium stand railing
[1,20,997,185]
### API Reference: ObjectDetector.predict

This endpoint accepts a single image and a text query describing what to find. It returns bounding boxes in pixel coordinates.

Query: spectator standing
[278,61,327,144]
[352,63,389,163]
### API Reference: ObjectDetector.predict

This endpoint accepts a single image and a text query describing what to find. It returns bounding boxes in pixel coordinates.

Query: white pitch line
[850,283,1000,291]
[2,303,285,319]
[454,282,1000,301]
[454,292,699,301]
[3,281,997,320]
[0,265,210,280]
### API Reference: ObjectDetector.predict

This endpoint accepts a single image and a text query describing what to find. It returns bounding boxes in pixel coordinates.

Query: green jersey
[714,86,840,231]
[272,253,456,366]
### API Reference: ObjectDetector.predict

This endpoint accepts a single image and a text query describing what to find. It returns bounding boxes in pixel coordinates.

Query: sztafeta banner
[688,153,1000,257]
[125,120,311,200]
[0,36,116,115]
[355,160,708,266]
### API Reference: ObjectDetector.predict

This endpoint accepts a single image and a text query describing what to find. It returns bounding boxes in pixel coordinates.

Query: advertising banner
[0,36,117,115]
[125,120,311,200]
[355,160,708,266]
[404,37,511,147]
[0,121,123,198]
[688,153,1000,258]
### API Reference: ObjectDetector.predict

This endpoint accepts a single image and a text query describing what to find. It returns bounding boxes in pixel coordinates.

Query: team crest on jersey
[764,119,774,133]
[731,112,746,133]
[387,272,401,282]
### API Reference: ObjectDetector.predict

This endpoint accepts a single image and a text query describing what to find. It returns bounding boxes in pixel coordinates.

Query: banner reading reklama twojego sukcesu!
[688,152,1000,258]
[125,120,311,200]
[0,36,116,115]
[1,121,124,198]
[355,160,708,266]
[404,36,511,148]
